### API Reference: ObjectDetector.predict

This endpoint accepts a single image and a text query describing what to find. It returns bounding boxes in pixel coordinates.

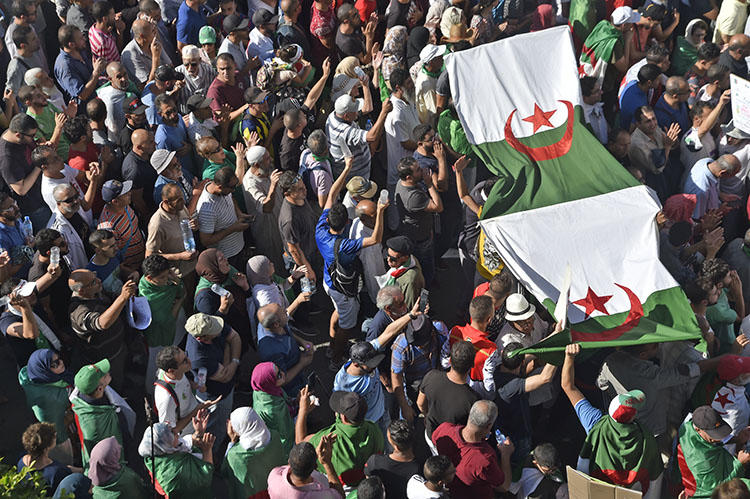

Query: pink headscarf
[530,4,556,31]
[251,362,284,397]
[664,194,697,223]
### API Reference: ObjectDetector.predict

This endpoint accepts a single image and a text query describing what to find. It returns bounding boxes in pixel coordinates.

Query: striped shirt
[89,25,120,63]
[98,205,145,268]
[325,113,370,180]
[195,184,244,259]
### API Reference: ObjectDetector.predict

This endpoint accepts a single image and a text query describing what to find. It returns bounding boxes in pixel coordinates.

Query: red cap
[717,355,750,381]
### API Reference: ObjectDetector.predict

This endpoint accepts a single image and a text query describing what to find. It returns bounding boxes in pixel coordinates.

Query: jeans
[197,388,234,461]
[412,238,435,287]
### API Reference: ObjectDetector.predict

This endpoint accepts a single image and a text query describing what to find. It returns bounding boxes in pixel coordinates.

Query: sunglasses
[208,146,222,155]
[60,193,80,204]
[185,62,199,67]
[386,253,400,262]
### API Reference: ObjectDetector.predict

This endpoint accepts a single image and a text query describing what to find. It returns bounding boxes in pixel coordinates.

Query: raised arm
[324,157,354,210]
[561,343,585,407]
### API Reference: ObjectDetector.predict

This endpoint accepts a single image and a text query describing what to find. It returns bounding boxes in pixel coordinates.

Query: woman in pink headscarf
[251,362,294,455]
[664,194,698,225]
[530,3,556,32]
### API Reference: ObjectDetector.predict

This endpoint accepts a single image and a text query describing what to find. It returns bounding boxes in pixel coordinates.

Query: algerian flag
[446,26,701,357]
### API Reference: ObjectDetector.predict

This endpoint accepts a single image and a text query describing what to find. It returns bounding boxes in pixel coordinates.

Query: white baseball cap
[611,6,640,25]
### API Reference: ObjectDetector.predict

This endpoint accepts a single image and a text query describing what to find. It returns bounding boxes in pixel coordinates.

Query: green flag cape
[144,453,213,499]
[676,417,744,498]
[579,20,622,72]
[91,465,150,499]
[568,0,599,47]
[579,415,663,492]
[71,395,124,470]
[253,390,295,456]
[308,417,384,486]
[18,367,71,444]
[446,26,701,361]
[138,277,183,347]
[220,432,286,499]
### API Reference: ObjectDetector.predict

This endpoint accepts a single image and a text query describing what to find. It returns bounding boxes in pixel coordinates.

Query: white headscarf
[230,407,271,450]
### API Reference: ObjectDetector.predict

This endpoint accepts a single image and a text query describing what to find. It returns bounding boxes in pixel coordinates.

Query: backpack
[153,379,180,419]
[327,238,362,297]
[298,150,324,203]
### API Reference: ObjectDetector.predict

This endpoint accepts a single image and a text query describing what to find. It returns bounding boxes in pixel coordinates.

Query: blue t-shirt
[0,221,31,277]
[574,398,605,434]
[618,81,648,129]
[155,119,194,174]
[186,322,234,397]
[257,323,304,395]
[333,339,385,422]
[654,95,689,137]
[176,1,206,45]
[315,208,363,288]
[16,456,71,494]
[86,253,124,295]
[140,82,164,127]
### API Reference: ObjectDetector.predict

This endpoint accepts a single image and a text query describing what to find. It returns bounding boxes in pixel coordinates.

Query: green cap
[199,26,217,45]
[74,359,110,394]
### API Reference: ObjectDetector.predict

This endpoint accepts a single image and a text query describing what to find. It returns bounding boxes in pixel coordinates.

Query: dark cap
[155,65,185,82]
[101,180,133,203]
[244,86,269,104]
[186,94,213,112]
[350,341,385,369]
[386,235,413,255]
[223,13,250,33]
[693,405,732,440]
[252,8,279,26]
[329,391,368,423]
[405,315,433,344]
[122,96,147,115]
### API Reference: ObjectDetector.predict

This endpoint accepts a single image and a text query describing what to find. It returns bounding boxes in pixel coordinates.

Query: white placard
[730,74,750,134]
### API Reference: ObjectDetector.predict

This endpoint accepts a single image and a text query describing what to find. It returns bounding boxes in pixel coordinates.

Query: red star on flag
[522,103,556,133]
[573,287,612,318]
[714,391,731,408]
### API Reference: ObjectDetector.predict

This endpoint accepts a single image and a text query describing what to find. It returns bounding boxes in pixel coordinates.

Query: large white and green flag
[446,26,700,355]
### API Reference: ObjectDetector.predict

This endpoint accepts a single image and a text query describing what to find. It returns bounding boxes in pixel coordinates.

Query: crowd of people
[6,0,750,497]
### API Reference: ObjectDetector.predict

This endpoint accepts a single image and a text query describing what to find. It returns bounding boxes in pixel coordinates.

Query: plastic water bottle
[211,283,231,297]
[21,216,33,241]
[300,277,316,294]
[180,219,196,252]
[49,246,60,267]
[196,367,207,389]
[378,189,389,205]
[494,429,507,447]
[365,119,373,131]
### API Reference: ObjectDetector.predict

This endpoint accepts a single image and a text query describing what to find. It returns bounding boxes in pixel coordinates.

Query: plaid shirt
[391,322,449,385]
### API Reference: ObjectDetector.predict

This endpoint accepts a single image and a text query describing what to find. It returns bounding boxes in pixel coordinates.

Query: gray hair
[181,44,201,60]
[467,400,498,429]
[716,154,739,173]
[52,183,74,202]
[307,129,328,157]
[376,286,403,310]
[257,304,284,329]
[24,67,44,87]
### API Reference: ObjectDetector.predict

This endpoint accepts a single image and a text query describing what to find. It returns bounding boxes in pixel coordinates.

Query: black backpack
[327,238,362,297]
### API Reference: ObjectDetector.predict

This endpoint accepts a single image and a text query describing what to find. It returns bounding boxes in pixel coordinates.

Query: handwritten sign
[731,74,750,134]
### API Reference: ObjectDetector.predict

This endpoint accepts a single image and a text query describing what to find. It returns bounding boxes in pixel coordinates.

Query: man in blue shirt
[256,302,314,396]
[154,93,195,174]
[654,76,691,137]
[315,157,388,367]
[619,63,661,129]
[684,154,741,220]
[54,25,107,104]
[177,0,208,49]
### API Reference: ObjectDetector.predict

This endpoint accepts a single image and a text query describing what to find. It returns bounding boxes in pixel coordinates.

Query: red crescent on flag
[504,100,575,162]
[570,284,644,342]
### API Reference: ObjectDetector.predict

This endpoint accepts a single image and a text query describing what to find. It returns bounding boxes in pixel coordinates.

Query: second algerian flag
[446,26,701,355]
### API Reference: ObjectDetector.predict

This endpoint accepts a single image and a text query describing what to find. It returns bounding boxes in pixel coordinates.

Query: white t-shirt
[154,369,199,435]
[41,165,93,226]
[406,475,447,498]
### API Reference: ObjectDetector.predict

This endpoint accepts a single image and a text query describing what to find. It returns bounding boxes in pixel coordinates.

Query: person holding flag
[561,343,663,498]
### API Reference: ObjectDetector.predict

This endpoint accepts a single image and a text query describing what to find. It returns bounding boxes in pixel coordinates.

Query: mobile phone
[419,289,429,313]
[307,372,319,389]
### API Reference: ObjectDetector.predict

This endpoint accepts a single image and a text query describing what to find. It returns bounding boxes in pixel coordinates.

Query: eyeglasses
[60,193,80,204]
[208,146,222,155]
[184,61,199,67]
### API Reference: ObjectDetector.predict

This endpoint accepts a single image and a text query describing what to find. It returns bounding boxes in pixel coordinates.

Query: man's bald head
[354,199,376,228]
[665,76,687,95]
[161,182,181,200]
[131,128,150,146]
[132,19,152,37]
[68,269,97,294]
[257,303,285,330]
[730,34,750,51]
[711,154,742,178]
[131,129,155,158]
[106,62,124,79]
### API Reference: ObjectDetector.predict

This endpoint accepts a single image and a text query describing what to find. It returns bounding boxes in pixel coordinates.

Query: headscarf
[230,407,272,450]
[88,437,122,486]
[27,349,74,385]
[335,56,361,79]
[138,422,191,457]
[664,194,697,223]
[196,248,229,284]
[246,255,273,287]
[251,362,284,397]
[424,0,448,37]
[684,18,706,47]
[440,7,465,41]
[407,27,430,69]
[530,4,556,31]
[382,26,408,83]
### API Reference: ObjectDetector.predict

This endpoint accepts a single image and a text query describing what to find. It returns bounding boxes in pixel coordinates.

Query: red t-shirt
[432,423,504,498]
[473,282,489,298]
[449,324,496,381]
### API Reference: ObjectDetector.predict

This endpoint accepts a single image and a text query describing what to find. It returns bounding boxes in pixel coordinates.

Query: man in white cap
[415,44,445,128]
[579,6,638,86]
[151,148,197,207]
[242,145,285,270]
[326,94,392,181]
[496,293,550,349]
